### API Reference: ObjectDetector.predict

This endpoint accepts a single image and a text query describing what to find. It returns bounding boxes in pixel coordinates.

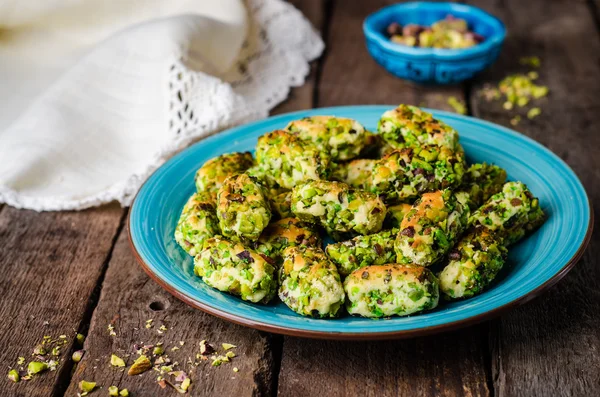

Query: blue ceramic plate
[129,106,592,340]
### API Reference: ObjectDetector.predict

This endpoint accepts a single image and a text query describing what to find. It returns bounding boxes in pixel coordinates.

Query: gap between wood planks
[51,209,129,396]
[311,0,335,109]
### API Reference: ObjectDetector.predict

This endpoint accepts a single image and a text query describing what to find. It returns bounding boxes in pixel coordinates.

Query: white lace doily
[0,0,323,211]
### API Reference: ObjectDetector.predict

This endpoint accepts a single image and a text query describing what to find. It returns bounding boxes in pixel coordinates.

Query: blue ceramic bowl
[363,2,506,84]
[129,106,592,340]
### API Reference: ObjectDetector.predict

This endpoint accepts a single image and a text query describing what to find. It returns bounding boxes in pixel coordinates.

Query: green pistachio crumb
[221,343,236,351]
[519,56,541,68]
[210,354,229,364]
[7,369,19,383]
[510,115,521,126]
[51,346,61,356]
[447,96,467,115]
[108,386,119,396]
[199,340,214,355]
[107,325,116,336]
[225,351,236,359]
[72,350,85,363]
[499,74,548,109]
[128,355,152,376]
[76,333,85,345]
[153,346,164,356]
[119,389,129,397]
[233,367,239,373]
[79,380,97,393]
[48,360,58,371]
[527,107,541,119]
[33,345,47,355]
[181,378,191,392]
[111,354,126,368]
[27,361,48,375]
[481,85,500,101]
[17,357,25,365]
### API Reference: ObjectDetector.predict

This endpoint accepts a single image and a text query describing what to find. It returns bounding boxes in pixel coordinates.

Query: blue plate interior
[363,2,506,58]
[130,106,590,336]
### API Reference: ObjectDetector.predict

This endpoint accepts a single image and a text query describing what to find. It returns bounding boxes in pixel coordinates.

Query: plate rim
[128,105,594,340]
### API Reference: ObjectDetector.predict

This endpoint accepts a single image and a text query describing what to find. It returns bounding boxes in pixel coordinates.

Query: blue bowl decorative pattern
[129,106,592,340]
[363,2,506,84]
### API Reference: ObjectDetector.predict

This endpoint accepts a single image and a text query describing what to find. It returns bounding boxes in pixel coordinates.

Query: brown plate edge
[127,193,594,341]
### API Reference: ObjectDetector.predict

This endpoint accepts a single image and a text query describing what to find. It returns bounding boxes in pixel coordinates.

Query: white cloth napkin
[0,0,323,211]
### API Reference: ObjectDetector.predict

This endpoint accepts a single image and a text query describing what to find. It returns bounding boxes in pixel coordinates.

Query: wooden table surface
[1,0,599,396]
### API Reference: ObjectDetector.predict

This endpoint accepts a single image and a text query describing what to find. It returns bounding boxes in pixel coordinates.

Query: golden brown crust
[349,264,427,284]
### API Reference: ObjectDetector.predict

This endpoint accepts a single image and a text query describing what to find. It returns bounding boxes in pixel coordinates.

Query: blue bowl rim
[128,105,593,341]
[363,1,507,59]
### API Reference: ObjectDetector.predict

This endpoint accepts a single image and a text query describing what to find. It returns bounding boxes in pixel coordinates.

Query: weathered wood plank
[65,2,326,396]
[317,0,464,110]
[279,326,490,397]
[468,0,600,396]
[277,1,489,396]
[0,205,124,397]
